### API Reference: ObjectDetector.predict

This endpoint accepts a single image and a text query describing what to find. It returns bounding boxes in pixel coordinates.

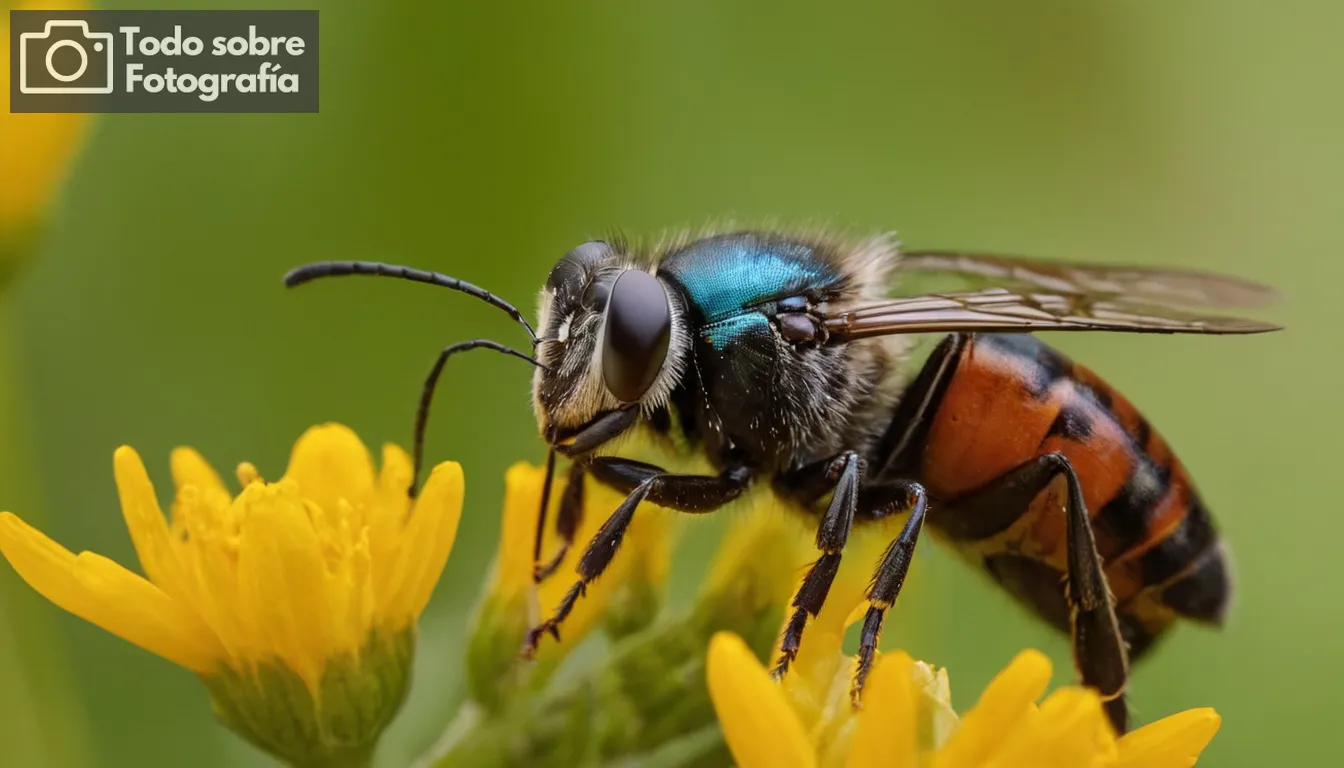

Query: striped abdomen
[911,333,1230,658]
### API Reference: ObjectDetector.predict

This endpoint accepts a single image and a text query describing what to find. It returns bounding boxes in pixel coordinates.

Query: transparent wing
[823,288,1281,342]
[900,250,1279,308]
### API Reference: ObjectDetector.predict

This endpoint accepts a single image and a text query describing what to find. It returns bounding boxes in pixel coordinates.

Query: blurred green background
[2,1,1340,765]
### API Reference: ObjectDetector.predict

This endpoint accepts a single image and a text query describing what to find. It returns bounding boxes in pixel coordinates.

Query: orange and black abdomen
[893,333,1231,658]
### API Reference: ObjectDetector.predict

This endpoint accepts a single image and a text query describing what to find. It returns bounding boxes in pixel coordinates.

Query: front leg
[851,480,928,706]
[533,461,586,583]
[522,457,751,656]
[771,451,862,679]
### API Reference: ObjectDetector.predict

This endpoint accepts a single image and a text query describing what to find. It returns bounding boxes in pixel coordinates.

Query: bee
[285,229,1279,733]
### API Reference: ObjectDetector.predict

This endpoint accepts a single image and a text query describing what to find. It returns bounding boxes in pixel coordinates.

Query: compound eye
[602,270,671,402]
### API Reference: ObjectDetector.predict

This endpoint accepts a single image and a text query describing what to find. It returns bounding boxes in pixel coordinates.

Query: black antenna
[409,339,545,497]
[284,260,537,340]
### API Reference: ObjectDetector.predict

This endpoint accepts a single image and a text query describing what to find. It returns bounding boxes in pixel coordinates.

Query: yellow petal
[0,0,91,233]
[113,446,188,598]
[366,445,414,603]
[847,651,916,768]
[183,520,249,659]
[843,601,870,628]
[235,482,333,689]
[389,460,463,624]
[533,469,625,654]
[702,498,812,617]
[494,461,666,660]
[934,650,1053,768]
[376,443,414,515]
[707,632,817,768]
[912,662,960,750]
[992,687,1116,768]
[169,446,228,497]
[281,423,375,517]
[622,504,672,588]
[0,512,222,672]
[1115,708,1221,768]
[497,461,546,598]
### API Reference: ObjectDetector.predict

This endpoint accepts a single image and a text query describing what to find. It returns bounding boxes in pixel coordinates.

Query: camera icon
[19,20,114,95]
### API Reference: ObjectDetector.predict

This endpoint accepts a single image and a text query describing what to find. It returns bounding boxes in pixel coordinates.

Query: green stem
[292,744,376,768]
[0,300,91,767]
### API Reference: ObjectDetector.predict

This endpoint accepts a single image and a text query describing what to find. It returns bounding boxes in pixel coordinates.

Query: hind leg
[943,453,1132,733]
[1057,456,1131,733]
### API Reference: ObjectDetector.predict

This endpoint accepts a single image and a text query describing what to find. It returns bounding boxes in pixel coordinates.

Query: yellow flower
[707,632,1222,768]
[0,0,94,284]
[0,424,463,767]
[467,460,671,707]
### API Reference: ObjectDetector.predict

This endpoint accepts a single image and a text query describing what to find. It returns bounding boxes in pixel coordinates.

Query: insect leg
[1059,456,1132,734]
[771,451,861,680]
[551,406,640,457]
[533,461,586,583]
[942,452,1131,733]
[522,458,750,656]
[851,480,928,706]
[532,405,643,583]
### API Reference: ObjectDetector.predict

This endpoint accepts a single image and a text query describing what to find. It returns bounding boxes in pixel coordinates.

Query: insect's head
[282,242,686,464]
[532,240,685,441]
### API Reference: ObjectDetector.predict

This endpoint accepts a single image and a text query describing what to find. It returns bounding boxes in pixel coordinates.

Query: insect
[284,229,1279,733]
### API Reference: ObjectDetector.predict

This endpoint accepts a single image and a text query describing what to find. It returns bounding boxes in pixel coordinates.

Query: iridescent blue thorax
[645,230,895,472]
[658,233,843,324]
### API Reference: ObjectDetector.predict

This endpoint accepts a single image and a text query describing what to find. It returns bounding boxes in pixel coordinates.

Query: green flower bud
[204,629,414,768]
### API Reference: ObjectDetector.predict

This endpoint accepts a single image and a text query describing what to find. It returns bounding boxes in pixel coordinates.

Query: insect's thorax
[645,232,909,475]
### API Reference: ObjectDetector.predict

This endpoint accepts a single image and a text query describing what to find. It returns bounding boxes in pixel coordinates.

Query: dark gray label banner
[9,10,318,113]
